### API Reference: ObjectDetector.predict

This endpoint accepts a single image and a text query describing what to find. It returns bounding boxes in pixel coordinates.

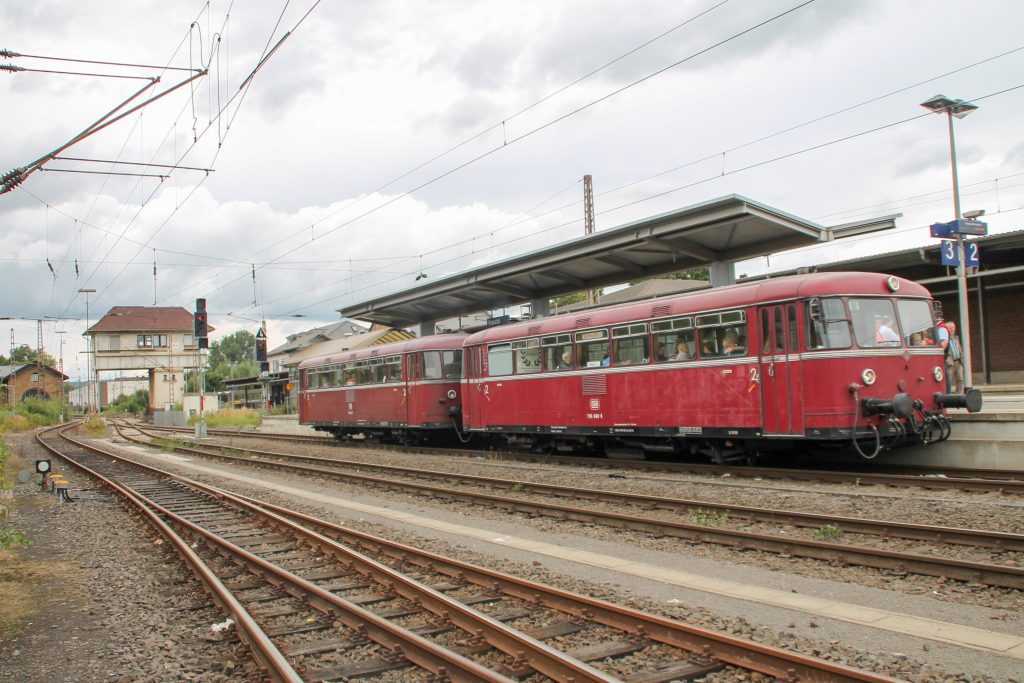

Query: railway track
[140,422,1024,494]
[37,422,906,683]
[121,422,1024,590]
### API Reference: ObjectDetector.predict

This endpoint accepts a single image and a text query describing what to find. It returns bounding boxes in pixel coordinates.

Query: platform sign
[949,218,988,235]
[931,219,988,237]
[940,240,980,267]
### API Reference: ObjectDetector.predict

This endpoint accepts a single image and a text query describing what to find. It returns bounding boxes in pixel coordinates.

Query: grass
[188,408,262,429]
[688,507,728,527]
[0,399,67,434]
[82,415,108,437]
[813,523,842,541]
[0,553,75,638]
[151,437,185,453]
[0,527,31,549]
[0,440,9,491]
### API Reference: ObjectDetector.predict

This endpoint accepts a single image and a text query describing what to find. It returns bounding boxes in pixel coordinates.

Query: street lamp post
[78,288,97,412]
[920,95,978,389]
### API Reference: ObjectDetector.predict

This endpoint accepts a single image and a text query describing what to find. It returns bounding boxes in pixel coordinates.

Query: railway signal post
[194,299,208,438]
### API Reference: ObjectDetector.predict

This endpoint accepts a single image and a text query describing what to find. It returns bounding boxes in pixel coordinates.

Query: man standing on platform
[937,319,964,393]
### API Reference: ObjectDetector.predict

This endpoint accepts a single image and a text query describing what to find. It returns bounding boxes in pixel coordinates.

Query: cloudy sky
[2,0,1022,381]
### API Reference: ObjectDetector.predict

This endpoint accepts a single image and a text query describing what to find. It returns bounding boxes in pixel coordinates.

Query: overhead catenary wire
[190,1,821,304]
[15,3,1023,335]
[233,82,1024,319]
[51,0,320,322]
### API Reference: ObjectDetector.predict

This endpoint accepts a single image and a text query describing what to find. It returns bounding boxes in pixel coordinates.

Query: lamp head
[920,94,978,119]
[962,209,985,219]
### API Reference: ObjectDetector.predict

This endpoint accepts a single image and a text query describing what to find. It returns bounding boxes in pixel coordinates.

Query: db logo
[589,399,601,410]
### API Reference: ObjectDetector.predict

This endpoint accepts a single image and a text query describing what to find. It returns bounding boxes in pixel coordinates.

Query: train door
[405,352,420,426]
[298,369,309,422]
[758,305,801,435]
[463,346,481,429]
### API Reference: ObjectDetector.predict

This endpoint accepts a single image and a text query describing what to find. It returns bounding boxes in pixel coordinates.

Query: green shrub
[0,414,32,434]
[0,526,32,549]
[0,440,9,488]
[107,390,149,415]
[83,416,107,436]
[18,398,62,423]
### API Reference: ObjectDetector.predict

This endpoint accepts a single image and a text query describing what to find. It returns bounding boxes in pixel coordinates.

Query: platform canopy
[341,195,854,328]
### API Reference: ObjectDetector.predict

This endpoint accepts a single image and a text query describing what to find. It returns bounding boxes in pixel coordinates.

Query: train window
[442,349,463,379]
[353,360,370,385]
[896,299,938,346]
[512,339,541,374]
[341,363,352,386]
[806,298,851,350]
[611,325,649,365]
[773,308,785,353]
[487,344,513,377]
[575,329,610,368]
[384,356,402,382]
[654,329,695,362]
[849,299,901,347]
[422,351,444,379]
[650,317,692,332]
[611,323,647,337]
[788,305,799,352]
[722,325,748,355]
[371,358,387,384]
[721,310,746,325]
[695,313,720,328]
[406,354,421,381]
[700,329,721,357]
[542,334,574,371]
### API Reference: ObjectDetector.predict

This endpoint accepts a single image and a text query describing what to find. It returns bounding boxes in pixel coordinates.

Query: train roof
[297,333,468,369]
[465,272,930,344]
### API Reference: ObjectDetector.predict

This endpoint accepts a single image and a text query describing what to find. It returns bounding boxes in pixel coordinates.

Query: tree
[186,330,259,393]
[0,344,58,368]
[209,330,255,366]
[629,266,710,286]
[108,389,150,415]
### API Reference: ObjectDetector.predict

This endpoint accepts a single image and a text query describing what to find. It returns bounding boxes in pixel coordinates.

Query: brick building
[0,363,68,403]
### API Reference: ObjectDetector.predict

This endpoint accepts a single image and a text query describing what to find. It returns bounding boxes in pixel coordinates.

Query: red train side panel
[298,335,466,440]
[462,272,976,460]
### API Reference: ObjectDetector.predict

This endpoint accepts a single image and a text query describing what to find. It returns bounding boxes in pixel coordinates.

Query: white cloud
[2,0,1024,381]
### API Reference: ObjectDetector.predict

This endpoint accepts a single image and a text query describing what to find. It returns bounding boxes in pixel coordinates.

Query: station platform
[890,383,1024,470]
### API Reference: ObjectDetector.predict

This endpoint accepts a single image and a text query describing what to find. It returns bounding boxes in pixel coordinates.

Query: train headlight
[861,368,877,386]
[933,366,944,383]
[886,276,901,292]
[447,389,457,400]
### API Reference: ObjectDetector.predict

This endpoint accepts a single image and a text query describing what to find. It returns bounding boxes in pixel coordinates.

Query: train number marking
[747,366,760,393]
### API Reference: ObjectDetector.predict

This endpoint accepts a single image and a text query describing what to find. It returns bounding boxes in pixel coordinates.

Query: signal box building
[0,363,68,403]
[85,306,207,411]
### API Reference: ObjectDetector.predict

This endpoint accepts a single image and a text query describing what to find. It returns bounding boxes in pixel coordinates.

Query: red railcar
[462,272,980,462]
[298,335,466,442]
